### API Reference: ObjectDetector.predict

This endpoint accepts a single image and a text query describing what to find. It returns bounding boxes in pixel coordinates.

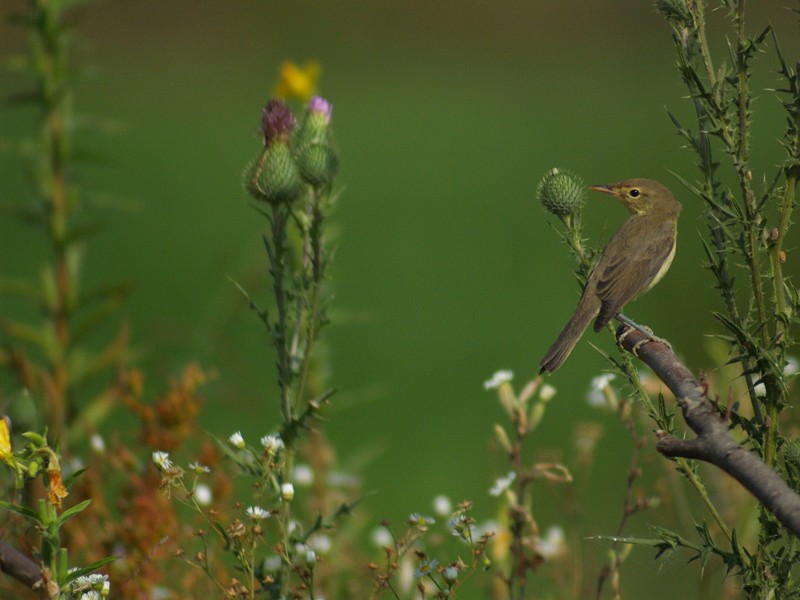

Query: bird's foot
[615,314,672,356]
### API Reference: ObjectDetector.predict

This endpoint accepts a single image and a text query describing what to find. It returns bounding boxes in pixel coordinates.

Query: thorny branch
[616,327,800,537]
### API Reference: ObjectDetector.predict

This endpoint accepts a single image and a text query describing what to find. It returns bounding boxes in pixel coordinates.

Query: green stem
[294,190,325,408]
[277,443,295,599]
[676,7,763,420]
[269,205,293,424]
[769,174,797,346]
[32,0,72,446]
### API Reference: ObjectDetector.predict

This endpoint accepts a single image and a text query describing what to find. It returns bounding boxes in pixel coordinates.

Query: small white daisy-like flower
[414,558,439,578]
[246,506,270,520]
[261,434,285,454]
[432,494,452,517]
[587,373,617,407]
[538,525,566,558]
[371,526,393,547]
[228,431,246,449]
[281,482,295,501]
[483,370,514,390]
[443,565,459,583]
[194,483,213,506]
[305,549,317,565]
[448,514,475,539]
[539,383,557,401]
[89,433,105,454]
[408,512,435,527]
[189,461,211,474]
[489,471,516,496]
[292,463,314,486]
[152,451,172,471]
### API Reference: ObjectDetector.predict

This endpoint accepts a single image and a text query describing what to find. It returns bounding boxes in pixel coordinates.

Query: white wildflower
[484,370,513,390]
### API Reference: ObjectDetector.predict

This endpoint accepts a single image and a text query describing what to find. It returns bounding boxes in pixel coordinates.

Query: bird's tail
[539,297,599,374]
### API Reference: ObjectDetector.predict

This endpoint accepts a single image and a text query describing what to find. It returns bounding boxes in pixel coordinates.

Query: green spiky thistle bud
[537,168,585,218]
[784,438,800,470]
[295,96,338,187]
[654,0,691,24]
[245,99,303,205]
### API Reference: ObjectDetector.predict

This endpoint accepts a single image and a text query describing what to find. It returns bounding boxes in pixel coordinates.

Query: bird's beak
[588,184,618,197]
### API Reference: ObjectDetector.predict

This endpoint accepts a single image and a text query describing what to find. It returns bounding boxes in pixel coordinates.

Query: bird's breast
[647,237,676,292]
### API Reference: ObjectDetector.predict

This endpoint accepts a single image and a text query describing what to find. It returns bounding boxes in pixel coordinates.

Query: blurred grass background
[1,1,799,597]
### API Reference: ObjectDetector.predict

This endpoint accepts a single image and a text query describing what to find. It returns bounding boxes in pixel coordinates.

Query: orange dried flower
[47,467,68,508]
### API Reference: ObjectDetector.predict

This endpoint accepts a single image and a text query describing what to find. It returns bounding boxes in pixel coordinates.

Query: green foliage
[1,0,130,448]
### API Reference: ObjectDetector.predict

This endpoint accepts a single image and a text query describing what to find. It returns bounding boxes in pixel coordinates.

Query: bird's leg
[615,313,672,356]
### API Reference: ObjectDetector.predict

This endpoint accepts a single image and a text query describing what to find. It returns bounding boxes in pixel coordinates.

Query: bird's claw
[615,315,672,354]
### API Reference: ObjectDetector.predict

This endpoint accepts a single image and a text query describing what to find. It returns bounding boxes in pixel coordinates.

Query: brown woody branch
[616,325,800,537]
[0,540,42,589]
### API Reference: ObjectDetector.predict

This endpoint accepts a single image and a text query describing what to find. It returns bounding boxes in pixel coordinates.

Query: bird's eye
[629,189,641,198]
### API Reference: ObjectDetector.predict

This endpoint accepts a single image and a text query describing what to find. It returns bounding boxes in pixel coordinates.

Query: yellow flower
[273,60,321,103]
[0,417,11,461]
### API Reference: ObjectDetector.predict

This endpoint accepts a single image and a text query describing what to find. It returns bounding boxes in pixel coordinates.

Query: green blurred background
[2,1,799,597]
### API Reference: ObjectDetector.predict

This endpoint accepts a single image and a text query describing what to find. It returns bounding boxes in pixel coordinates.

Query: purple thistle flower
[261,99,296,146]
[308,96,333,124]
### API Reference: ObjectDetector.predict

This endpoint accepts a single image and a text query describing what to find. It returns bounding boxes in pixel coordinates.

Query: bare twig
[615,326,800,537]
[0,540,42,589]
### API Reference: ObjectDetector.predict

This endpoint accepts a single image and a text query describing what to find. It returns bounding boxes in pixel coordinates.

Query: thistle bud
[784,438,800,469]
[537,168,585,218]
[261,99,296,146]
[245,100,303,205]
[654,0,691,24]
[298,96,332,145]
[295,96,338,187]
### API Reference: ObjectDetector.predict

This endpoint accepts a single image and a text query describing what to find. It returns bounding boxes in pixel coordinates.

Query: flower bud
[246,100,303,205]
[298,96,332,144]
[655,0,691,24]
[246,142,302,205]
[281,482,295,502]
[295,96,338,187]
[537,168,585,218]
[261,99,296,146]
[298,144,338,187]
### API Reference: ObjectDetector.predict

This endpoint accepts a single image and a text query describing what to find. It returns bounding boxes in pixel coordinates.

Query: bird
[539,179,682,374]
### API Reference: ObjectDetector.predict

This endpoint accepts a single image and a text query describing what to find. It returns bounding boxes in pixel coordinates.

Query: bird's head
[589,178,681,216]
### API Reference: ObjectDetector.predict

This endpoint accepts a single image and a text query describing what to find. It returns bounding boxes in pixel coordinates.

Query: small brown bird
[539,179,681,374]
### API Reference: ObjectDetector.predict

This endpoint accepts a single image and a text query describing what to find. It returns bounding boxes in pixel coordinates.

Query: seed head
[537,168,585,217]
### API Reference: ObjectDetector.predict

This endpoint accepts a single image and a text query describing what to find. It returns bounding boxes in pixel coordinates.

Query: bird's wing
[592,217,676,331]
